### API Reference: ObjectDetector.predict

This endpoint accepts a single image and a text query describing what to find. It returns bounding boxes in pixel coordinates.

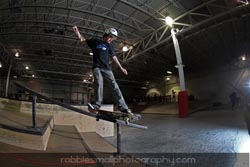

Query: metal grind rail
[14,81,147,154]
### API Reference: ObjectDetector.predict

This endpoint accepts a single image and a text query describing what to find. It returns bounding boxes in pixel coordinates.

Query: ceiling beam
[121,2,250,64]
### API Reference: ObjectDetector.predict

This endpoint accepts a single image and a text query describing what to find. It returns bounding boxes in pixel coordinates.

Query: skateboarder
[73,26,134,117]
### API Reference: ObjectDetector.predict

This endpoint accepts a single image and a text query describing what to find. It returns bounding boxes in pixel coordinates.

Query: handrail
[14,81,147,154]
[15,82,96,117]
[14,81,148,129]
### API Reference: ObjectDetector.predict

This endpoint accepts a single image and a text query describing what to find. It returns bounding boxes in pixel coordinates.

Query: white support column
[171,28,186,91]
[5,59,13,97]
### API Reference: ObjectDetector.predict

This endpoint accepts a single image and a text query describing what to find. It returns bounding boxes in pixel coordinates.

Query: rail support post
[32,94,37,129]
[117,123,122,154]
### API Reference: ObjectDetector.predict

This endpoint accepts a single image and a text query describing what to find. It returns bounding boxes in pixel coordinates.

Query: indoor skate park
[0,0,250,167]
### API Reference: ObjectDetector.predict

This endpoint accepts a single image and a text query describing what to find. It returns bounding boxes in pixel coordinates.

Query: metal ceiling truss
[120,0,250,64]
[17,59,86,73]
[0,0,143,84]
[0,43,24,79]
[0,44,12,66]
[0,0,249,84]
[1,0,154,38]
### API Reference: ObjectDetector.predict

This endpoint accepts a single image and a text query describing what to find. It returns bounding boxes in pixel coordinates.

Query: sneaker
[122,109,134,116]
[121,109,134,124]
[88,103,100,110]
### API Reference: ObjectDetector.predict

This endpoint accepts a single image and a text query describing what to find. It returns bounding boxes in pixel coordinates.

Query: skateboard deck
[88,108,141,124]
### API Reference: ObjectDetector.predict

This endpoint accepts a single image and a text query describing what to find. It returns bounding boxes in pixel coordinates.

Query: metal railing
[14,81,147,154]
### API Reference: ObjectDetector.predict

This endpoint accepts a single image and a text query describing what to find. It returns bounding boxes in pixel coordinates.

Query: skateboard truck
[124,117,130,125]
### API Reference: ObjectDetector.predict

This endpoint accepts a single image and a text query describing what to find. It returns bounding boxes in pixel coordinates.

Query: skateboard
[87,104,141,124]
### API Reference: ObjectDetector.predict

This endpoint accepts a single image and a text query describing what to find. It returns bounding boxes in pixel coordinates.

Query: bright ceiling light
[89,52,93,56]
[32,74,35,78]
[167,71,172,74]
[0,63,2,68]
[15,52,19,57]
[165,16,174,27]
[242,56,246,61]
[25,66,29,70]
[122,46,129,52]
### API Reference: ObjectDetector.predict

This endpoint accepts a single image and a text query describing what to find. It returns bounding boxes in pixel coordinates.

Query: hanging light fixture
[122,45,133,52]
[15,51,19,57]
[166,71,172,74]
[122,46,129,52]
[241,55,246,61]
[165,16,174,27]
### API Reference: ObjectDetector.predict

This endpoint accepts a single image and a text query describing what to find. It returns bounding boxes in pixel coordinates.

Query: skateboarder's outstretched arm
[73,26,86,43]
[113,56,128,75]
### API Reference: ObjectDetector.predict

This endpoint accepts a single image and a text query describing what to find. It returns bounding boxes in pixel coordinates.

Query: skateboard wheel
[124,117,129,124]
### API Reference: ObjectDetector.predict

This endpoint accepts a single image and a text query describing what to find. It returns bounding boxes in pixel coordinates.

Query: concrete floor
[1,102,249,167]
[105,105,250,167]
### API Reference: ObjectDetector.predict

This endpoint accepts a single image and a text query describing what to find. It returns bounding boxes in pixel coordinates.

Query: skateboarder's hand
[121,67,128,75]
[73,26,79,32]
[73,26,85,42]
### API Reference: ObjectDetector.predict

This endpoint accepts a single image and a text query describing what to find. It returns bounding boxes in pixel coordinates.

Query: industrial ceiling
[0,0,250,89]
